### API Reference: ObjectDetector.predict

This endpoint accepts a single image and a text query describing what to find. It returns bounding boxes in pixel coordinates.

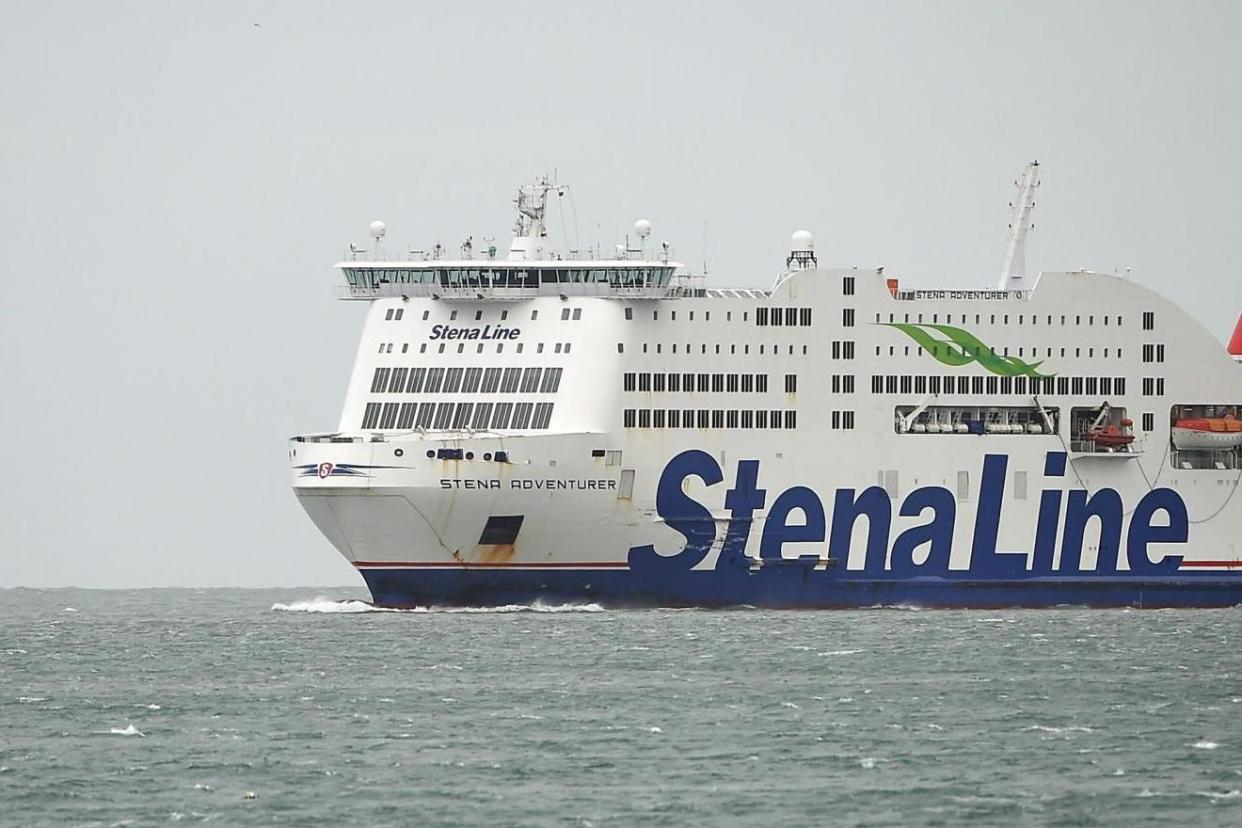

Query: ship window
[616,343,623,353]
[1072,377,1084,395]
[709,410,722,428]
[741,374,754,392]
[972,376,984,394]
[900,375,912,394]
[843,276,855,296]
[623,372,636,392]
[361,402,381,429]
[452,402,473,429]
[512,403,534,429]
[385,308,394,320]
[843,308,855,327]
[832,342,841,359]
[726,410,738,428]
[437,344,446,354]
[496,343,504,353]
[625,307,633,320]
[784,308,796,326]
[712,374,724,393]
[668,373,681,392]
[1014,376,1026,394]
[541,367,563,393]
[556,343,563,354]
[957,471,970,502]
[785,411,797,429]
[531,310,539,321]
[1157,344,1165,362]
[756,307,769,326]
[844,411,855,429]
[424,367,445,393]
[653,409,666,428]
[433,402,454,429]
[402,344,408,353]
[623,409,636,428]
[501,310,509,321]
[1157,378,1165,395]
[756,374,769,393]
[999,376,1012,395]
[653,373,666,392]
[1100,377,1112,396]
[501,368,522,393]
[638,409,651,428]
[929,376,941,394]
[1142,412,1154,432]
[492,402,514,429]
[521,367,542,393]
[449,311,458,321]
[397,402,417,429]
[726,374,739,393]
[419,344,427,354]
[756,410,768,428]
[886,376,897,394]
[444,367,464,393]
[532,402,554,429]
[516,343,523,354]
[561,308,570,320]
[770,410,783,429]
[422,310,430,321]
[472,402,493,429]
[370,367,390,393]
[481,368,502,393]
[696,374,709,392]
[694,409,707,428]
[1116,377,1126,395]
[639,373,651,392]
[462,367,483,393]
[388,367,409,393]
[682,408,694,426]
[986,376,998,395]
[1086,377,1098,396]
[416,402,435,428]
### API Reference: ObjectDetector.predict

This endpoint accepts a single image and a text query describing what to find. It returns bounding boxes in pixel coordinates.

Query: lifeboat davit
[1172,415,1242,450]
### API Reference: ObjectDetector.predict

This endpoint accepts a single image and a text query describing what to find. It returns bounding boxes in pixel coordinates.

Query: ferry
[290,164,1242,608]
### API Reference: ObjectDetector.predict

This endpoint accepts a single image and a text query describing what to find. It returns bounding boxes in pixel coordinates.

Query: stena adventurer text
[290,165,1242,608]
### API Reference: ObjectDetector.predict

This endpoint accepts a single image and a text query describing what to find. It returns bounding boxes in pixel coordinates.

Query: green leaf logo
[881,323,1052,378]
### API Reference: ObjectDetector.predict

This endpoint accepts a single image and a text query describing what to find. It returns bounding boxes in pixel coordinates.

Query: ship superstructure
[291,168,1242,608]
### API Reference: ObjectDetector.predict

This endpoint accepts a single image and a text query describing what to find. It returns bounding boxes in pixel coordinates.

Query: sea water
[1,588,1240,826]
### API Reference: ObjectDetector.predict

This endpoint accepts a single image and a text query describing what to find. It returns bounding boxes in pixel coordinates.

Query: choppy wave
[271,597,605,614]
[107,724,145,737]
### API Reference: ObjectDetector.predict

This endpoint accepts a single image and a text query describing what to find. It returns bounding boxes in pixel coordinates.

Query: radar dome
[634,219,652,238]
[369,220,387,239]
[791,230,814,252]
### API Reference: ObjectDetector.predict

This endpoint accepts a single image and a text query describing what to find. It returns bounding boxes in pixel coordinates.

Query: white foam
[648,726,663,734]
[1193,740,1220,750]
[1195,790,1241,801]
[17,697,47,704]
[2,649,27,656]
[271,598,395,614]
[781,701,800,709]
[817,649,865,657]
[109,724,145,737]
[63,607,78,613]
[859,757,879,769]
[1022,725,1094,734]
[271,597,606,614]
[145,704,161,710]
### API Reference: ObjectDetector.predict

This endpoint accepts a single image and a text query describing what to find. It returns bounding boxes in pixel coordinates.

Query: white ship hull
[291,174,1242,608]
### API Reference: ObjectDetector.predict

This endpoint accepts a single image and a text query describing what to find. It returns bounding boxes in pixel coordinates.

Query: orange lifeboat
[1088,424,1135,448]
[1172,414,1242,450]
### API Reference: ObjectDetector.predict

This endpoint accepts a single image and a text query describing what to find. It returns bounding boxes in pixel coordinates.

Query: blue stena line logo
[627,451,1190,576]
[428,324,520,341]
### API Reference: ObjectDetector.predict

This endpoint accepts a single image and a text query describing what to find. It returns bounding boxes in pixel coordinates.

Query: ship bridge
[336,257,694,301]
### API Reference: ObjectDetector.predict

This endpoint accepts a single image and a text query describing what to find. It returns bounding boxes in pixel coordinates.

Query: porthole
[425,450,435,458]
[394,448,404,458]
[465,451,474,460]
[483,453,492,461]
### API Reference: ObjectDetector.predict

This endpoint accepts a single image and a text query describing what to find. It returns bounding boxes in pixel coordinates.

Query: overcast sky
[2,1,1239,588]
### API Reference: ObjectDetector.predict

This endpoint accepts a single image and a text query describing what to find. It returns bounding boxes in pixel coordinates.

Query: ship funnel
[1229,312,1242,362]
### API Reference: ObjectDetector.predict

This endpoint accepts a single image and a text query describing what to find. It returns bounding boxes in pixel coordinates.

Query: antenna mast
[998,161,1040,291]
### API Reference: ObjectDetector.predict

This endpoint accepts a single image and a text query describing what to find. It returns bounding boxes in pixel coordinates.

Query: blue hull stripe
[358,567,1242,609]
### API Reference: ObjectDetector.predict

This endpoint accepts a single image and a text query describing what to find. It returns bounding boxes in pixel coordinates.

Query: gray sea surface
[1,589,1240,826]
